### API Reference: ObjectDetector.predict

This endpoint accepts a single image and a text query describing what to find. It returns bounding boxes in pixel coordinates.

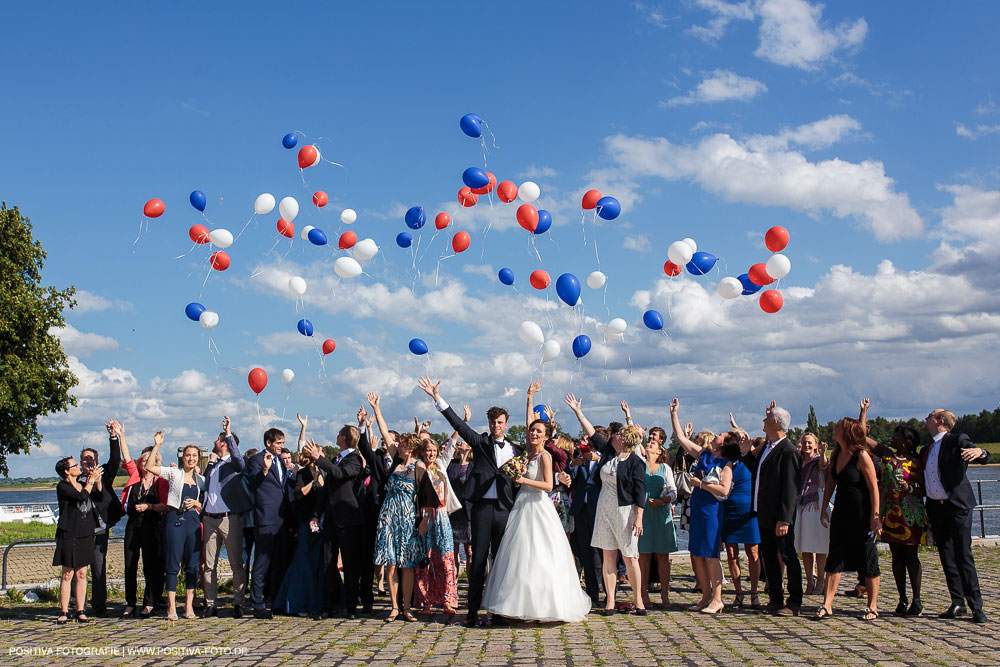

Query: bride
[482,418,593,622]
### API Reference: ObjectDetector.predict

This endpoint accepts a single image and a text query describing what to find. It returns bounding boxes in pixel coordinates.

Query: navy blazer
[920,431,990,511]
[202,434,251,514]
[569,460,601,518]
[589,434,646,508]
[246,449,290,528]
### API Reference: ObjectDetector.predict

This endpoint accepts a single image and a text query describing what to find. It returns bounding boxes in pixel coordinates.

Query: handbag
[674,469,693,500]
[702,465,729,501]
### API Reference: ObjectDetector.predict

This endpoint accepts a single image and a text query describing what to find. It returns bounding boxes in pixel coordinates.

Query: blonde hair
[620,425,643,454]
[694,430,716,450]
[416,438,441,480]
[937,410,956,429]
[554,434,575,455]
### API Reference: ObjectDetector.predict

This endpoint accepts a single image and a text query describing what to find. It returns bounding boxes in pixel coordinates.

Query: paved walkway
[1,547,996,666]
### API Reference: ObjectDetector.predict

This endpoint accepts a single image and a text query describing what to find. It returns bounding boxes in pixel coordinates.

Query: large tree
[0,202,77,475]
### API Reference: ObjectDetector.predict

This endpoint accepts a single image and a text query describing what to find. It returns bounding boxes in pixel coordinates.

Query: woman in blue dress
[670,398,734,614]
[720,435,761,609]
[274,453,325,616]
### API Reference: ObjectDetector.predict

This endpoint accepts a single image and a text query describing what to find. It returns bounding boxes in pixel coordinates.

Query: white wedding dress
[482,453,593,622]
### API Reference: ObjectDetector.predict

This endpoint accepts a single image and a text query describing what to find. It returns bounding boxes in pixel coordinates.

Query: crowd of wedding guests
[51,386,990,625]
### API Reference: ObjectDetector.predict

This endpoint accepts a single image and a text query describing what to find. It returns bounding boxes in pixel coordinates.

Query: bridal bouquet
[500,455,528,484]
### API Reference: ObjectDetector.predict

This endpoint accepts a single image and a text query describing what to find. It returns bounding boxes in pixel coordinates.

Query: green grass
[0,522,57,544]
[0,475,132,490]
[979,443,1000,462]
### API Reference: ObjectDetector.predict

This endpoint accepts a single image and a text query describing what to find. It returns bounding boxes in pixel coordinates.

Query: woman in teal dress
[638,429,678,608]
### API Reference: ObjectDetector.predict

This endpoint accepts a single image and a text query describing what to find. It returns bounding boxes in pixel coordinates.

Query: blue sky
[4,1,1000,476]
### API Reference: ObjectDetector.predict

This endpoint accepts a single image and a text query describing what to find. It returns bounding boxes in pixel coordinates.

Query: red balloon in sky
[663,260,681,277]
[312,190,329,207]
[748,263,775,286]
[277,218,295,238]
[339,231,357,249]
[248,368,268,394]
[322,339,337,355]
[189,224,210,244]
[435,212,451,230]
[530,270,551,290]
[452,231,471,253]
[298,145,319,169]
[765,226,789,252]
[496,180,518,203]
[210,251,231,271]
[143,198,165,218]
[581,190,602,210]
[516,204,539,232]
[759,289,783,314]
[457,186,479,207]
[471,172,496,195]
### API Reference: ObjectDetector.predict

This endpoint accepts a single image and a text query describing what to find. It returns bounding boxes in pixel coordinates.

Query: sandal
[139,606,153,619]
[402,610,417,622]
[749,594,762,610]
[442,606,457,615]
[183,611,197,619]
[75,611,90,623]
[385,609,399,622]
[166,613,179,621]
[122,606,136,618]
[862,607,879,621]
[812,606,833,621]
[56,613,69,625]
[731,594,745,609]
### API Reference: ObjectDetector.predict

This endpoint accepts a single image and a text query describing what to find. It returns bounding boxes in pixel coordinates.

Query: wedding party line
[49,381,991,626]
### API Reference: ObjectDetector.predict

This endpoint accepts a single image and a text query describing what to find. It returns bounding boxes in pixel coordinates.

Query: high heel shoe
[700,602,724,615]
[749,594,762,610]
[56,613,69,625]
[731,594,745,609]
[75,611,90,623]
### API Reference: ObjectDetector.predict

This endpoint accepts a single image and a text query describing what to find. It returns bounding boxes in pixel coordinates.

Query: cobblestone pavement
[1,547,996,666]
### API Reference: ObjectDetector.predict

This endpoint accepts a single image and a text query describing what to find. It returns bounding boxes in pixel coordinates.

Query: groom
[418,376,521,627]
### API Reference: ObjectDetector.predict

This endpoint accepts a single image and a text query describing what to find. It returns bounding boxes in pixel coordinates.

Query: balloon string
[579,211,587,247]
[592,211,602,271]
[480,190,496,260]
[264,235,282,256]
[208,335,222,365]
[527,234,542,264]
[602,282,610,319]
[199,264,214,299]
[435,253,457,287]
[281,387,290,421]
[132,217,148,249]
[175,241,199,259]
[418,229,442,265]
[234,213,256,243]
[255,396,264,437]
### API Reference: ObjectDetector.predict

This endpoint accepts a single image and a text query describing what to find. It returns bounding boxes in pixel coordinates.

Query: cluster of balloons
[185,302,218,329]
[665,237,717,277]
[581,189,621,221]
[740,226,791,313]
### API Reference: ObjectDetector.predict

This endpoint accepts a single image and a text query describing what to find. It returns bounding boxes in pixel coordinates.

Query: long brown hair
[836,417,867,457]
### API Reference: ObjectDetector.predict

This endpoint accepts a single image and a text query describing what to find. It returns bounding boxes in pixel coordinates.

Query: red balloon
[339,231,357,249]
[435,212,451,230]
[248,368,268,394]
[759,289,783,314]
[496,180,518,203]
[298,145,319,169]
[516,204,539,232]
[663,260,681,277]
[143,198,165,218]
[452,231,471,253]
[312,190,329,207]
[277,218,294,238]
[322,339,337,355]
[529,270,551,290]
[189,224,210,244]
[765,226,789,252]
[581,190,602,210]
[210,250,231,271]
[471,172,497,195]
[748,263,775,286]
[457,186,479,207]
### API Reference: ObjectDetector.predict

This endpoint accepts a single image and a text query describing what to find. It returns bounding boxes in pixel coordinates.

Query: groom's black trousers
[468,498,510,616]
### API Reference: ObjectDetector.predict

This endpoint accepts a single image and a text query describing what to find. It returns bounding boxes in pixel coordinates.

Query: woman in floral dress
[413,438,459,614]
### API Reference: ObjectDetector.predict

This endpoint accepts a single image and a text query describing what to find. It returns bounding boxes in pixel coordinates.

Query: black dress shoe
[598,608,616,617]
[200,606,218,619]
[346,613,358,620]
[785,601,801,617]
[940,604,967,619]
[907,600,922,617]
[633,608,648,616]
[973,609,988,624]
[93,608,108,618]
[764,602,785,616]
[461,614,479,627]
[252,608,273,620]
[361,604,373,615]
[232,605,243,619]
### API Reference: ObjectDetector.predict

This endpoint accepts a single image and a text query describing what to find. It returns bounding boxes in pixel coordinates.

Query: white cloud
[747,114,861,151]
[662,70,767,107]
[623,234,652,253]
[687,0,754,42]
[518,166,559,179]
[955,122,1000,141]
[755,0,867,70]
[974,99,997,115]
[632,2,673,29]
[72,290,132,314]
[463,263,495,278]
[50,324,119,357]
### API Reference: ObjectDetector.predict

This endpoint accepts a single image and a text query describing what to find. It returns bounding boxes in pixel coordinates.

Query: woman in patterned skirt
[413,437,460,615]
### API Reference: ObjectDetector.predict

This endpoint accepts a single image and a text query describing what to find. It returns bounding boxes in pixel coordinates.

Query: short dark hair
[263,428,285,446]
[720,434,743,461]
[219,432,240,446]
[55,457,74,479]
[486,406,509,423]
[280,447,292,455]
[80,447,99,461]
[593,426,609,441]
[608,421,624,436]
[244,448,259,459]
[894,425,921,456]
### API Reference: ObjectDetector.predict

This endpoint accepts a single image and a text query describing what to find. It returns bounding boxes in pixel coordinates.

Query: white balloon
[334,256,362,279]
[766,253,791,280]
[541,340,561,362]
[353,238,379,261]
[279,196,299,222]
[209,228,233,248]
[254,193,275,215]
[586,271,607,290]
[517,320,545,346]
[717,277,743,299]
[681,237,698,254]
[340,208,357,224]
[667,240,694,266]
[518,181,540,203]
[288,276,307,296]
[299,225,315,241]
[281,368,295,387]
[198,310,219,329]
[606,317,627,335]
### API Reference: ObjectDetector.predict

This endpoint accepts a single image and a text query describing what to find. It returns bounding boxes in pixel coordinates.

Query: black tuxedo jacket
[920,431,989,511]
[314,448,365,528]
[754,436,801,528]
[440,405,521,510]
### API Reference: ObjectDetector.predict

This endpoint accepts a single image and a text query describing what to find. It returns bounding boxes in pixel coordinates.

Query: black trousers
[927,500,983,611]
[250,524,289,610]
[759,522,802,606]
[90,532,110,611]
[468,499,510,616]
[123,517,164,608]
[323,524,363,613]
[356,518,377,609]
[573,508,603,602]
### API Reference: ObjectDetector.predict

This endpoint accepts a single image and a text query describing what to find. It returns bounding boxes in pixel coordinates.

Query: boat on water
[0,504,57,525]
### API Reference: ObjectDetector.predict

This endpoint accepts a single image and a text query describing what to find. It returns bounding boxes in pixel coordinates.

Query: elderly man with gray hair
[753,400,803,615]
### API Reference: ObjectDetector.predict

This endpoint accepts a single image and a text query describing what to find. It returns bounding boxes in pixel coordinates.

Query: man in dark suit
[303,417,366,619]
[753,401,802,615]
[922,408,990,623]
[201,415,251,618]
[246,427,290,619]
[563,442,602,605]
[418,376,521,627]
[78,423,125,617]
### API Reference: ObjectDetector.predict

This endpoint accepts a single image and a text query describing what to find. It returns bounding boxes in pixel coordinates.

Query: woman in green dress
[638,427,678,608]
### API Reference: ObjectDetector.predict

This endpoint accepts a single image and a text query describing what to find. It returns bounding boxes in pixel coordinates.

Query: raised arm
[222,416,245,471]
[858,397,870,435]
[144,431,166,477]
[669,398,703,460]
[418,375,484,452]
[526,380,542,431]
[620,401,633,427]
[564,393,595,437]
[367,392,396,451]
[297,412,308,448]
[104,421,122,483]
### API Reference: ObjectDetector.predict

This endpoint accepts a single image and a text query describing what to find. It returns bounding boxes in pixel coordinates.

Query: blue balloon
[307,228,328,246]
[408,338,429,355]
[282,132,298,149]
[596,196,621,221]
[396,232,413,248]
[643,309,664,331]
[533,404,549,422]
[460,113,483,138]
[738,273,762,295]
[297,319,314,337]
[189,190,206,212]
[185,302,205,322]
[462,167,489,190]
[572,334,592,358]
[404,206,426,230]
[556,273,582,307]
[534,209,552,234]
[498,267,515,285]
[686,251,718,276]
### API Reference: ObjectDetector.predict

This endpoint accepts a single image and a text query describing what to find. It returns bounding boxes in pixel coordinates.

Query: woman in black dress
[53,456,100,624]
[814,417,882,621]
